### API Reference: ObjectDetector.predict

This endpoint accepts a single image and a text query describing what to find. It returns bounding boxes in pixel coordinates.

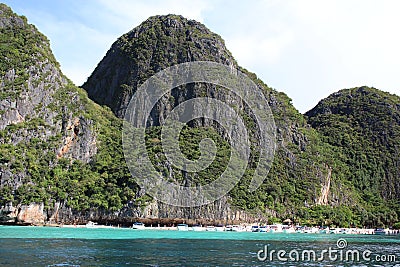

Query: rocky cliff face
[83,15,236,118]
[2,5,397,227]
[0,4,120,224]
[0,7,264,225]
[0,4,98,187]
[306,86,400,202]
[82,15,350,218]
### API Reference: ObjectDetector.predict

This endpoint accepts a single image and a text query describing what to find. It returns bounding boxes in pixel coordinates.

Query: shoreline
[2,222,399,236]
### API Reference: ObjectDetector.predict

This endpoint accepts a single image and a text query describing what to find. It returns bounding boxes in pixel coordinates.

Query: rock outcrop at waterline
[0,197,271,226]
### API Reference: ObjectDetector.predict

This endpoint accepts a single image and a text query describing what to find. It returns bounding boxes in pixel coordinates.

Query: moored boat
[215,224,225,231]
[85,221,98,228]
[329,228,339,234]
[177,224,189,231]
[374,228,386,235]
[319,227,330,234]
[231,225,245,232]
[269,224,283,233]
[303,227,319,234]
[132,222,146,230]
[344,228,357,234]
[192,224,204,231]
[282,225,296,233]
[295,226,304,233]
[206,226,216,231]
[225,225,233,231]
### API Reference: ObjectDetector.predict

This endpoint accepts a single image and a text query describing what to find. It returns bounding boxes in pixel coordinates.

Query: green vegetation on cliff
[306,86,400,227]
[0,4,399,227]
[0,3,58,100]
[82,14,361,224]
[0,4,136,214]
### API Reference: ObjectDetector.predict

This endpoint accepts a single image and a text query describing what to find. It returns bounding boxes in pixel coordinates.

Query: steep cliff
[82,14,358,223]
[0,7,266,225]
[306,86,400,226]
[82,15,236,118]
[1,5,398,227]
[0,3,95,187]
[0,4,136,224]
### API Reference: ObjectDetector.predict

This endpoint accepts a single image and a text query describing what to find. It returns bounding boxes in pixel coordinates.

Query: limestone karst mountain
[0,3,134,224]
[306,87,400,226]
[0,4,398,227]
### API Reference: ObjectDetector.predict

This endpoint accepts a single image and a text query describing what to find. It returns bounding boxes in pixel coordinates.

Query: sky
[3,0,400,112]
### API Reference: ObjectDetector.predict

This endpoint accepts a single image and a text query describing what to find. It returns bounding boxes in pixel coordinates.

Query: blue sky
[4,0,400,112]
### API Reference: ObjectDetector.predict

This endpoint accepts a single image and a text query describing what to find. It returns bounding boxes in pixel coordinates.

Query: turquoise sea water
[1,226,399,266]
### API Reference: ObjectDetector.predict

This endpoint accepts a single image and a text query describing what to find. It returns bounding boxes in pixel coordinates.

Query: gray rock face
[83,15,237,119]
[80,14,333,223]
[0,4,98,193]
[81,15,308,154]
[1,60,63,130]
[0,7,24,29]
[1,6,351,225]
